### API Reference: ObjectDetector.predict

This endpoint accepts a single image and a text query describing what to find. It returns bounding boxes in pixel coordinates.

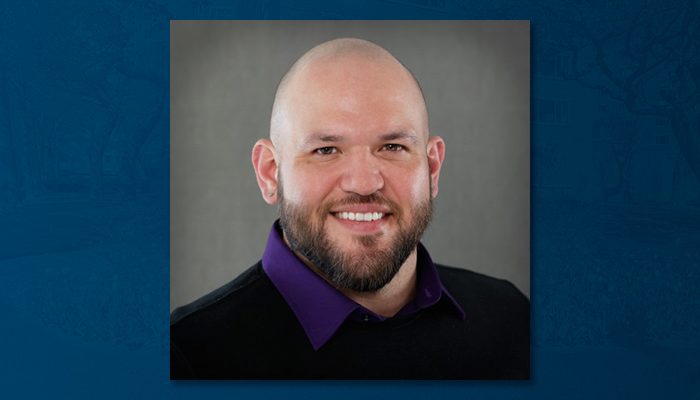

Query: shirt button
[362,314,369,322]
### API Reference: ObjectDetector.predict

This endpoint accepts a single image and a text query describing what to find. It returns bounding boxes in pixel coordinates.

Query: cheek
[410,173,431,200]
[281,165,335,206]
[386,167,431,204]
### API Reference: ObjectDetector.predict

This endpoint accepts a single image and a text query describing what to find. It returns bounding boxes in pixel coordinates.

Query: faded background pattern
[170,21,530,311]
[1,0,699,399]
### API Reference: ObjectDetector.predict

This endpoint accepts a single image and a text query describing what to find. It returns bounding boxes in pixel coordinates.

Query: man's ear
[252,139,280,205]
[426,136,446,198]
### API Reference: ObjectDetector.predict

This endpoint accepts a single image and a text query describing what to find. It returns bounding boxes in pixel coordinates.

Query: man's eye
[383,144,405,152]
[315,146,337,155]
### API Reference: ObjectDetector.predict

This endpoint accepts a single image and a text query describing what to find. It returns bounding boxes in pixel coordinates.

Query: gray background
[170,21,530,311]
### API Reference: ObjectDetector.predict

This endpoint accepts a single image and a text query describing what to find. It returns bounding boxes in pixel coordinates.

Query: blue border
[1,0,699,399]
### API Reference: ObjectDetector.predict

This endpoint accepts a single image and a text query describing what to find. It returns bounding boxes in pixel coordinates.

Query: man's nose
[339,151,384,196]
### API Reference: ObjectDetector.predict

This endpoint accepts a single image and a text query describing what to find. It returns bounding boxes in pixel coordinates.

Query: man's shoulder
[434,264,530,379]
[170,261,307,378]
[435,264,529,312]
[170,261,275,328]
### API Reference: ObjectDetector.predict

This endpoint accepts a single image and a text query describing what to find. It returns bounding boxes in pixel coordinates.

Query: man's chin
[293,226,414,293]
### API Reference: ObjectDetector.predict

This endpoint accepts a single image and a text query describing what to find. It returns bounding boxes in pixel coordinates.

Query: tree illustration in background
[539,0,700,198]
[0,1,125,202]
[0,0,168,204]
[593,107,640,201]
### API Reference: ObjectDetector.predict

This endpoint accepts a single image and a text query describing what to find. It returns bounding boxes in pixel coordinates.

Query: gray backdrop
[170,21,530,311]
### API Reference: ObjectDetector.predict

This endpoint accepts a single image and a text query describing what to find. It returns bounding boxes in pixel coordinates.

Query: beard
[278,186,433,293]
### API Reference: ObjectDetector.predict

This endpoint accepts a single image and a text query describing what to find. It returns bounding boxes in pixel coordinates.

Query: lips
[328,204,392,233]
[327,199,394,232]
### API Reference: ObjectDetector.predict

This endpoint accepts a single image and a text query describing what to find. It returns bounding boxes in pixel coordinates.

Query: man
[170,38,529,379]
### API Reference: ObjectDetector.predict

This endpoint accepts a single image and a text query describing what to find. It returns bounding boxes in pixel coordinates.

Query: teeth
[335,211,384,222]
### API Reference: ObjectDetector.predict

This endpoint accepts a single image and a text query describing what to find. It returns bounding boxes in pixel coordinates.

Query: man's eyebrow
[380,132,418,143]
[302,134,345,146]
[302,132,419,146]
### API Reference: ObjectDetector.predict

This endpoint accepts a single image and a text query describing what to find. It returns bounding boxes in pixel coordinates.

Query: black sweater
[170,262,529,379]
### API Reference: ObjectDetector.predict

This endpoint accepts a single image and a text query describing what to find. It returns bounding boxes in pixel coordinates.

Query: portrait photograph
[169,20,530,379]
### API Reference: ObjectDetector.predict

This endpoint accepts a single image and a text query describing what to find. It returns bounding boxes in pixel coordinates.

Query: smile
[333,211,384,222]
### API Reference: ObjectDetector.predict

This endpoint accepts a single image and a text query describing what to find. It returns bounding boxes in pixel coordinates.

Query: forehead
[280,56,428,147]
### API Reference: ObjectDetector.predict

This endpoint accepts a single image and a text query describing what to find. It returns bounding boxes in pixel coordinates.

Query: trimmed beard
[278,184,433,293]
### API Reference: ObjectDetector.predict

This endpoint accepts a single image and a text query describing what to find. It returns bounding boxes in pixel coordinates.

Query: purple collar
[262,221,465,350]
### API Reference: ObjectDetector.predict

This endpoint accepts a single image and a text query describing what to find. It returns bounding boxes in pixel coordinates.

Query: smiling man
[170,38,529,379]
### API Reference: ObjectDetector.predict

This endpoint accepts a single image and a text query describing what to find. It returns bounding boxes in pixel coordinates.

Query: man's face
[272,56,443,292]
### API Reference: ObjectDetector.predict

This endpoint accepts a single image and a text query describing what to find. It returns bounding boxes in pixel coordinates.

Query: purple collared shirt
[262,222,465,350]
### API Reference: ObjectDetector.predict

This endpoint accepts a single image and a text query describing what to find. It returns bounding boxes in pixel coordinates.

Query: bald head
[270,38,429,148]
